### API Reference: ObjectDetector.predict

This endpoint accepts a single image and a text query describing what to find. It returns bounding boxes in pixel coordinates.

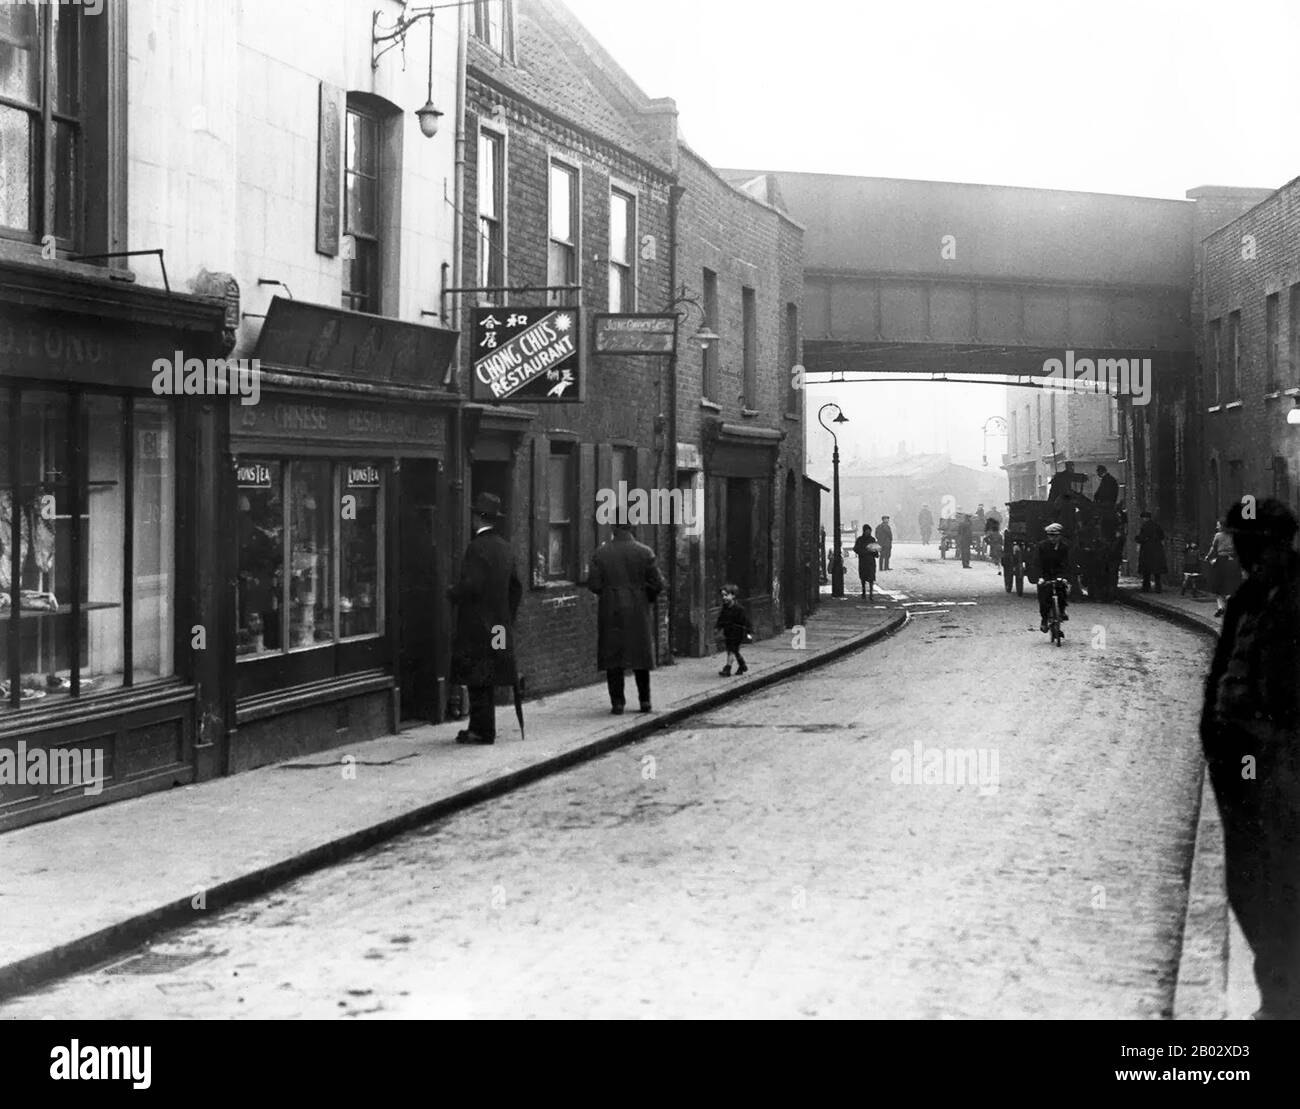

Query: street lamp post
[818,403,849,597]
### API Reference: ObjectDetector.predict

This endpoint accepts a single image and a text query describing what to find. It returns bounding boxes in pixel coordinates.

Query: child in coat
[715,584,753,676]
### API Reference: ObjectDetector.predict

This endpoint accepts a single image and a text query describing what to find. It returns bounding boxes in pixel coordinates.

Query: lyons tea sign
[471,307,584,403]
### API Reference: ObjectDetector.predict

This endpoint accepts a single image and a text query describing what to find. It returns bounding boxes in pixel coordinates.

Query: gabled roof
[469,0,676,174]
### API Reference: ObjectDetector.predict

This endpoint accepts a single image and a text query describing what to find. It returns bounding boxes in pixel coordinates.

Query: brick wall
[1193,180,1300,544]
[460,69,675,695]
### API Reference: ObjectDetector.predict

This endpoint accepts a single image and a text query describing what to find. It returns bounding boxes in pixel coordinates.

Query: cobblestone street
[0,544,1213,1019]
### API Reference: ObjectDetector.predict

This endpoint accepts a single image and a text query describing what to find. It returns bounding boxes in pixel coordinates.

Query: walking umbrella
[513,675,526,741]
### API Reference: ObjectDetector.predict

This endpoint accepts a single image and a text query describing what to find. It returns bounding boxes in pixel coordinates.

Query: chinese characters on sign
[471,307,584,403]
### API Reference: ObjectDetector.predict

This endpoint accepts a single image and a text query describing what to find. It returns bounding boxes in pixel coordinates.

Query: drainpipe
[451,0,469,547]
[667,183,685,662]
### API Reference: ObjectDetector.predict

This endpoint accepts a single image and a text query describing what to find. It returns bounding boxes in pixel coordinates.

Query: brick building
[458,0,679,696]
[671,157,807,655]
[1190,182,1300,540]
[1004,385,1122,503]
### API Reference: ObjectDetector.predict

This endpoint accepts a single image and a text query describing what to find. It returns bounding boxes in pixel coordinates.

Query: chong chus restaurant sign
[471,307,584,403]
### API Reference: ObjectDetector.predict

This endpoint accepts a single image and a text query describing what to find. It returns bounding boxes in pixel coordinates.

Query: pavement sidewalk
[0,597,905,1001]
[1115,578,1256,1021]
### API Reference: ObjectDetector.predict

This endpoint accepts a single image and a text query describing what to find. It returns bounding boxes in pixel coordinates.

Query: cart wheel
[1015,566,1025,596]
[1003,564,1013,592]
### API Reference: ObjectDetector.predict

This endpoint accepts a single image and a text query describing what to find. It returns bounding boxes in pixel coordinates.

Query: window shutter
[579,442,595,580]
[595,443,613,548]
[531,435,548,586]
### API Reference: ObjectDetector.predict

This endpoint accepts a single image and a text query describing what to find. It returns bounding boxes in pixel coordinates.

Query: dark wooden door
[398,460,439,722]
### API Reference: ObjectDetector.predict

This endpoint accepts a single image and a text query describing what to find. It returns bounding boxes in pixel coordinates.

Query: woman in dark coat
[852,524,879,599]
[1206,520,1243,616]
[1136,511,1168,592]
[589,522,665,714]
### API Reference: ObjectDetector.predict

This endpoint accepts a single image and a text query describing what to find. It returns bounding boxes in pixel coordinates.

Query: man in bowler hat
[447,492,522,744]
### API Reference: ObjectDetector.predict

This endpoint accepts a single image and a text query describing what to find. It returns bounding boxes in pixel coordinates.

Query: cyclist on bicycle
[1036,522,1071,633]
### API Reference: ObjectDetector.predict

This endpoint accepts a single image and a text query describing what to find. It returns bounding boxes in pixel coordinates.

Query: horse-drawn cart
[1002,495,1126,599]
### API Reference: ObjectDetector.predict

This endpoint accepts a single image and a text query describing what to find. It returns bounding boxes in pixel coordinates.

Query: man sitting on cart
[1036,522,1071,632]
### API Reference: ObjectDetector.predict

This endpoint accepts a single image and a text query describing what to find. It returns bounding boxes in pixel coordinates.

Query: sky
[561,0,1299,472]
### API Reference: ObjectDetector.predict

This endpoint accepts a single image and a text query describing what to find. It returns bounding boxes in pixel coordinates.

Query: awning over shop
[254,297,460,388]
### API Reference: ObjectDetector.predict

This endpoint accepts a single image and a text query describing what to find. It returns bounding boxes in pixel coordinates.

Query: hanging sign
[592,313,676,355]
[471,306,584,403]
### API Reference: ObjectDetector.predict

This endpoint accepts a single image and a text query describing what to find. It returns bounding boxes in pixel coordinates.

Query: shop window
[547,161,577,305]
[547,444,575,579]
[608,188,634,312]
[1,388,172,711]
[477,128,505,303]
[236,460,384,661]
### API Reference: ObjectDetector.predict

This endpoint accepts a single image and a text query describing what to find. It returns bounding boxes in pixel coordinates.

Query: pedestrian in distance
[447,492,523,745]
[957,512,973,568]
[715,584,753,676]
[918,504,934,546]
[588,520,665,714]
[853,524,880,600]
[1206,519,1243,617]
[1094,464,1119,505]
[1199,498,1300,1019]
[877,515,894,570]
[1136,511,1167,593]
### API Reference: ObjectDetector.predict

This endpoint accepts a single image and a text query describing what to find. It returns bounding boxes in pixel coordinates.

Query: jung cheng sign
[471,307,584,403]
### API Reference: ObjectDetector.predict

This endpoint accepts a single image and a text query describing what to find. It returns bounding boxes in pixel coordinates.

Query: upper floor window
[785,302,800,414]
[701,268,719,402]
[343,104,380,314]
[742,286,757,409]
[0,2,84,247]
[608,188,634,312]
[1225,310,1241,400]
[1208,318,1222,403]
[548,161,577,305]
[1266,293,1280,392]
[1290,284,1300,387]
[477,128,504,302]
[472,1,514,55]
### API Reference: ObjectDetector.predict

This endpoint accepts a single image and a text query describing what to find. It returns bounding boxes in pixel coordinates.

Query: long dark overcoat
[588,533,664,671]
[1136,520,1168,575]
[449,527,522,687]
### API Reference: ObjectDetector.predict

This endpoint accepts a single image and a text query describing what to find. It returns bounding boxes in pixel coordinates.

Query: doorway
[783,469,797,626]
[398,459,441,724]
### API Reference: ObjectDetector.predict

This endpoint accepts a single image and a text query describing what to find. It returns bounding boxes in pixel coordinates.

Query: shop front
[701,420,785,641]
[226,299,459,772]
[0,258,228,831]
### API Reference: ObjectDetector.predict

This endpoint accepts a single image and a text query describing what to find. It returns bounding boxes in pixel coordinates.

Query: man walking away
[1200,499,1300,1019]
[1094,464,1119,505]
[918,504,934,546]
[1136,511,1167,593]
[877,516,894,570]
[589,521,665,714]
[447,493,522,745]
[957,513,973,568]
